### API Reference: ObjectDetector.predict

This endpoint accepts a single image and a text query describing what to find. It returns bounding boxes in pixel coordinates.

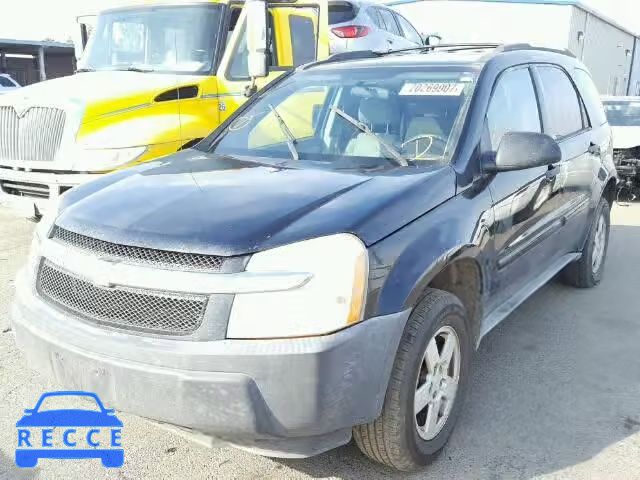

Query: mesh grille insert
[52,226,224,272]
[37,261,208,335]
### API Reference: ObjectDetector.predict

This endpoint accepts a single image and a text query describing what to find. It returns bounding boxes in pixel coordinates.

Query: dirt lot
[1,206,639,480]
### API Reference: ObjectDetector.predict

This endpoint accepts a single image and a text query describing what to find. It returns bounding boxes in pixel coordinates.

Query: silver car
[0,74,20,95]
[329,0,424,53]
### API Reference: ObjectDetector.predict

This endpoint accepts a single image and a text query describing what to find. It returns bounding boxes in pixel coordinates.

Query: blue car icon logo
[15,391,123,468]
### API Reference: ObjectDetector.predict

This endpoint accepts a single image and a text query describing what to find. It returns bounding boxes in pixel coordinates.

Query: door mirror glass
[485,131,561,172]
[424,34,442,46]
[246,0,269,79]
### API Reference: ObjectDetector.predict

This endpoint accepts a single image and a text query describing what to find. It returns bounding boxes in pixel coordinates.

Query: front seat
[345,98,399,157]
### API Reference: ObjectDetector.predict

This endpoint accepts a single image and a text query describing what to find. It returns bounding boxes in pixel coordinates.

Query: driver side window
[485,67,541,151]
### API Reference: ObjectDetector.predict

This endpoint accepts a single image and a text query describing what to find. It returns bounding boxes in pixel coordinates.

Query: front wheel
[561,196,611,288]
[353,289,472,471]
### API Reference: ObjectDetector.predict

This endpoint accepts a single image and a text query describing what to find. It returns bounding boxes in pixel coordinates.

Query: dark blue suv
[12,44,616,471]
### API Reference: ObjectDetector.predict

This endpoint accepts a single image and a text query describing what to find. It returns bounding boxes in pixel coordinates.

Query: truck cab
[0,0,329,218]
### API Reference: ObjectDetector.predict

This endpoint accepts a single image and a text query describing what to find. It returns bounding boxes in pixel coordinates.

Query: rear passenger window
[379,9,401,36]
[396,14,423,45]
[289,16,316,66]
[486,68,541,151]
[573,68,608,127]
[368,8,383,29]
[536,66,584,139]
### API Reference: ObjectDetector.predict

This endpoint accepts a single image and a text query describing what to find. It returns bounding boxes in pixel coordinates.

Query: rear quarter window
[573,68,608,127]
[329,2,357,24]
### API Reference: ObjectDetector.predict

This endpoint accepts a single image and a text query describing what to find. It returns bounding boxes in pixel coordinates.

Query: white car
[0,74,20,94]
[602,96,640,200]
[329,0,424,53]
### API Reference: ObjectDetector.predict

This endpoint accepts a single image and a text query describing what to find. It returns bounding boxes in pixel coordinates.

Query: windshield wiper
[330,107,409,167]
[268,103,299,161]
[125,65,155,73]
[75,68,95,73]
[111,65,155,73]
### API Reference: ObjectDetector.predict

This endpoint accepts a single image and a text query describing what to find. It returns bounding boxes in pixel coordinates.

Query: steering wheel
[401,134,448,160]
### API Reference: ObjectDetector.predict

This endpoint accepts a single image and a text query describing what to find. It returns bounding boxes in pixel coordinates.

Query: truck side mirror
[74,15,96,60]
[246,0,269,79]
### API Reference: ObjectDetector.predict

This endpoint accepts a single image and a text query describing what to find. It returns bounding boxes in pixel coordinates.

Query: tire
[353,289,472,471]
[561,196,611,289]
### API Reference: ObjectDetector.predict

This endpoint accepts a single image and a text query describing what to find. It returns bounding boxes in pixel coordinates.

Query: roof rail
[496,43,576,58]
[302,42,576,70]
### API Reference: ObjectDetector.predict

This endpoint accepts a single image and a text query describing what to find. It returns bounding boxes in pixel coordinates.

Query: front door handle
[588,142,602,156]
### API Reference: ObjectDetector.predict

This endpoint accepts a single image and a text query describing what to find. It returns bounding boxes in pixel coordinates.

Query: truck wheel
[353,289,472,471]
[561,196,611,289]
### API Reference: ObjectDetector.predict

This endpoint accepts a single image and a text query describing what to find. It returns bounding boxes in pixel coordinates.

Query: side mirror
[484,131,561,173]
[74,15,96,60]
[246,0,269,79]
[424,34,442,46]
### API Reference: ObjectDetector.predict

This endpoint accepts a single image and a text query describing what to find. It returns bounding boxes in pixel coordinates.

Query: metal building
[387,0,640,95]
[0,39,76,86]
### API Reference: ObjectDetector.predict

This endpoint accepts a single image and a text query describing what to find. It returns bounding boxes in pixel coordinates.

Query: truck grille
[52,226,225,272]
[0,106,66,163]
[37,260,208,335]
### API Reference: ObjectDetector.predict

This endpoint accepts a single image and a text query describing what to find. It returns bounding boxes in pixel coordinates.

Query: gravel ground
[1,205,639,480]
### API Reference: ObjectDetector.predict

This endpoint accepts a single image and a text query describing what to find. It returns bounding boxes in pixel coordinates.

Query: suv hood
[57,151,456,256]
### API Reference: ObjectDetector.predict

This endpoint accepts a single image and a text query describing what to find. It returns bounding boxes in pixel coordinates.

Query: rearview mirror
[246,0,269,79]
[484,132,561,173]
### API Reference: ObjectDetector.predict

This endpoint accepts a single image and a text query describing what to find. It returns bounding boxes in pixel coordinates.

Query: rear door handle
[588,142,602,156]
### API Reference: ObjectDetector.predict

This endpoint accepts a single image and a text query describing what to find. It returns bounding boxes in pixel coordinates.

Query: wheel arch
[402,246,485,345]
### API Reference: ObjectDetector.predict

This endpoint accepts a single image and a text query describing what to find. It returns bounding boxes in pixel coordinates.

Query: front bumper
[11,269,409,457]
[0,167,100,218]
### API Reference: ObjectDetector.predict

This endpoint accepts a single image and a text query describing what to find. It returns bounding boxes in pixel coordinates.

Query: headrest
[358,98,396,130]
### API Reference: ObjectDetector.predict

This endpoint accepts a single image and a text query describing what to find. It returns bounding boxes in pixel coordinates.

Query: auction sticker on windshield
[399,82,465,96]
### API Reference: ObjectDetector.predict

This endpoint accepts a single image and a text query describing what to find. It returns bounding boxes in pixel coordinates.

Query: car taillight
[331,25,371,39]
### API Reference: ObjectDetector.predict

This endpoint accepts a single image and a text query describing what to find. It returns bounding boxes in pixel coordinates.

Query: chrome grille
[0,106,66,163]
[37,260,208,335]
[52,226,225,272]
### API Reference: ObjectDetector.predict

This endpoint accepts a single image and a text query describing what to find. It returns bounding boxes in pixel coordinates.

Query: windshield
[603,100,640,127]
[204,67,477,170]
[78,5,223,74]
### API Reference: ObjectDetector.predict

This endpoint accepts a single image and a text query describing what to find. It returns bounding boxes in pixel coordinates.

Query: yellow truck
[0,0,329,217]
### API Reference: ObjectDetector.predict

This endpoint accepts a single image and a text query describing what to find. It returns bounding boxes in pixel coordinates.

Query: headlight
[227,234,368,339]
[74,146,147,171]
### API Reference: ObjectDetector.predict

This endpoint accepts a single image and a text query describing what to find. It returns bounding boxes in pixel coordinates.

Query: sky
[1,0,640,42]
